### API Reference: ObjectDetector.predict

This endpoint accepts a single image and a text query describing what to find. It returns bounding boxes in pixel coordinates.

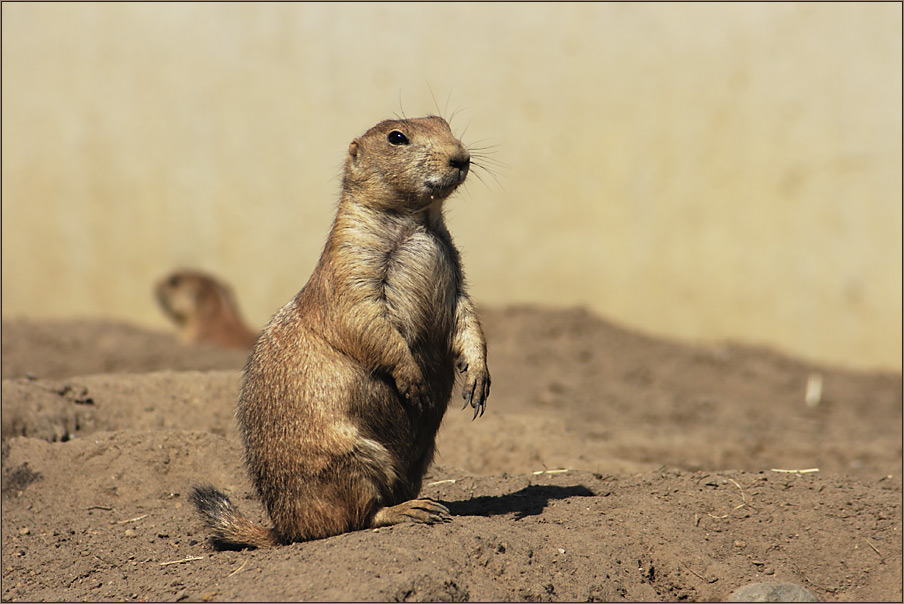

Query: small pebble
[728,582,819,602]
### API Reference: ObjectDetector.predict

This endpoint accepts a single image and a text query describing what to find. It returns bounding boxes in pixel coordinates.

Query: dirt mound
[2,307,901,601]
[1,318,248,380]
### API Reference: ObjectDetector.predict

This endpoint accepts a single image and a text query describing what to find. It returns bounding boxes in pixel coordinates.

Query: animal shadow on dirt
[444,484,595,520]
[196,484,595,550]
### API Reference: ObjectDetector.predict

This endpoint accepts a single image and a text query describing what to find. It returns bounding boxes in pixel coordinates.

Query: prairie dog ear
[348,139,360,166]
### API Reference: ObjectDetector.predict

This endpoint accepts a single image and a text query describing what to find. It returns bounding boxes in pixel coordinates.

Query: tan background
[2,3,901,371]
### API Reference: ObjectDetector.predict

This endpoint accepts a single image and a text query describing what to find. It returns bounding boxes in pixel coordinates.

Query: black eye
[387,130,409,145]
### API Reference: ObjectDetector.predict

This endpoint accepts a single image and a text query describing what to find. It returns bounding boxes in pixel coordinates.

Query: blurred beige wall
[2,3,901,371]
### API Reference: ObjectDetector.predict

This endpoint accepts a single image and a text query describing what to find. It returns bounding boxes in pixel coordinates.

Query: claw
[476,396,487,419]
[411,500,450,515]
[462,380,475,410]
[460,367,489,419]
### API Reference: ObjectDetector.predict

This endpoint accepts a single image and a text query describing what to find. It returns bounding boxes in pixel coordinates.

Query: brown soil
[2,306,901,602]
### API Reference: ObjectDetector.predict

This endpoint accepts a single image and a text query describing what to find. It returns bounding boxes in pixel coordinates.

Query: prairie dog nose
[449,150,470,174]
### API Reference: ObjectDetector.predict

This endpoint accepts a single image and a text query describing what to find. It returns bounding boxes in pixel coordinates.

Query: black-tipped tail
[189,485,280,549]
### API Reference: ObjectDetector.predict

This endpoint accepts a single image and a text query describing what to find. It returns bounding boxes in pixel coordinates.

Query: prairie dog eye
[387,130,409,146]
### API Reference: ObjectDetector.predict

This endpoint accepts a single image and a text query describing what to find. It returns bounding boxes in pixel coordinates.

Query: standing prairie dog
[191,115,490,547]
[155,269,259,349]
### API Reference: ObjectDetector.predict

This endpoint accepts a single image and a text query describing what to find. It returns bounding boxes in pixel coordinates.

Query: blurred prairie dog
[155,269,258,349]
[191,115,490,547]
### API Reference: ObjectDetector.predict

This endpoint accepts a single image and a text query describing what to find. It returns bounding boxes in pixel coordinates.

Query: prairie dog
[155,269,259,349]
[191,115,490,547]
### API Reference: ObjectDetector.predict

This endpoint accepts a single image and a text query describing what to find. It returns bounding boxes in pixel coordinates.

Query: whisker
[459,117,473,141]
[466,141,501,152]
[470,153,509,172]
[469,148,505,160]
[443,91,454,121]
[427,81,441,118]
[468,160,505,190]
[397,90,408,120]
[448,106,465,128]
[468,170,491,190]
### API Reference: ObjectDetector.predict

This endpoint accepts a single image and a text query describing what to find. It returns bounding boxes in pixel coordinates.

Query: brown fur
[191,115,490,548]
[155,270,259,349]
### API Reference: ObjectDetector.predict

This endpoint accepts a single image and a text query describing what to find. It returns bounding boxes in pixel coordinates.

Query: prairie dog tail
[189,485,281,549]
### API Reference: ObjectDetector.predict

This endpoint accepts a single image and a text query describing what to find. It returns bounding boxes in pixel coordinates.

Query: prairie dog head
[343,116,470,211]
[155,270,237,327]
